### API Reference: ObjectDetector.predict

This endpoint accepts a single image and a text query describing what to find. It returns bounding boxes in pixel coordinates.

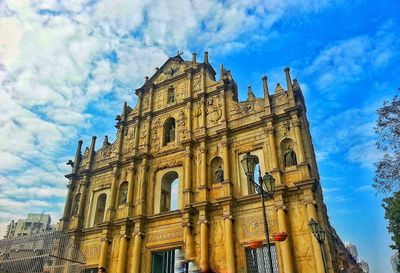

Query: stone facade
[60,52,347,273]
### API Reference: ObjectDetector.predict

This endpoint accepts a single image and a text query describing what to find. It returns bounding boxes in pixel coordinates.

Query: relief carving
[193,103,202,129]
[207,96,222,124]
[193,75,201,92]
[147,226,183,243]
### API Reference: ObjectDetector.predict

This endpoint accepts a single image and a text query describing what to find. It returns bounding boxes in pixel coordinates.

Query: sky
[0,0,399,272]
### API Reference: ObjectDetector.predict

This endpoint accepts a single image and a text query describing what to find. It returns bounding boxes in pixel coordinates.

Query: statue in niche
[215,166,224,183]
[284,148,297,167]
[121,190,127,205]
[167,124,175,143]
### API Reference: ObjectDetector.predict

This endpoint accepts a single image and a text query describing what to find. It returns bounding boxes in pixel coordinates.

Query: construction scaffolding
[0,231,85,273]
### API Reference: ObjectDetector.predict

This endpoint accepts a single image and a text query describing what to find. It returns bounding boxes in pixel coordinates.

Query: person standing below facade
[98,267,106,273]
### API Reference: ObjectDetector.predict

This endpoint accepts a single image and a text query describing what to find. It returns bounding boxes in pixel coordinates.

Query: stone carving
[157,90,164,109]
[142,94,150,110]
[178,111,189,141]
[193,75,201,92]
[166,124,175,143]
[193,103,202,129]
[207,96,222,123]
[140,124,147,146]
[72,194,80,215]
[147,226,183,243]
[124,126,135,152]
[121,189,127,205]
[215,166,224,183]
[151,129,160,152]
[152,118,161,128]
[83,245,100,261]
[284,148,297,167]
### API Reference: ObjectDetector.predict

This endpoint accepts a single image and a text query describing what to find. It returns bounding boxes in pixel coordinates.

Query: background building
[4,213,54,238]
[392,253,399,273]
[345,242,358,261]
[359,260,370,273]
[60,53,361,273]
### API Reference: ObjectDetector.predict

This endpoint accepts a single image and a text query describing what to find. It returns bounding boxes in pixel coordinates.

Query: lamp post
[308,218,328,273]
[241,152,275,273]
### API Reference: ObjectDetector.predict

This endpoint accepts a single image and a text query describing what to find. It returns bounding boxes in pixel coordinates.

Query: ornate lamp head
[241,152,257,180]
[262,172,276,193]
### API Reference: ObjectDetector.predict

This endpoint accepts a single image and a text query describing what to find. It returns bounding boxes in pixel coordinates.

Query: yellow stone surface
[60,53,343,273]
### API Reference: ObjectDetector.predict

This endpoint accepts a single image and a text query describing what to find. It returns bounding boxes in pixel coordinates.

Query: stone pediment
[149,55,186,85]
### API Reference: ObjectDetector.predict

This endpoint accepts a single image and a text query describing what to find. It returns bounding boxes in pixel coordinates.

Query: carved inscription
[147,227,183,243]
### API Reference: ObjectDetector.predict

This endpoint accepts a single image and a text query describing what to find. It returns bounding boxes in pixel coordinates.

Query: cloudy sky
[0,0,399,271]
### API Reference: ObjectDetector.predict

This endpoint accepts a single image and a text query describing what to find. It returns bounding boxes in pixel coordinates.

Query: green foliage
[382,192,400,271]
[375,93,400,270]
[374,94,400,193]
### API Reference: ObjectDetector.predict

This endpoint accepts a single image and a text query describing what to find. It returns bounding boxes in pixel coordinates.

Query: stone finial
[284,67,293,91]
[145,76,149,83]
[262,75,269,95]
[247,85,256,100]
[103,135,110,146]
[192,53,197,64]
[204,51,209,64]
[275,83,285,93]
[293,79,301,91]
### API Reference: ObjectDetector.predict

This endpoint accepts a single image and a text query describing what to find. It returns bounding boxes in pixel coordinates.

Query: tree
[374,93,400,270]
[374,94,400,193]
[383,192,400,272]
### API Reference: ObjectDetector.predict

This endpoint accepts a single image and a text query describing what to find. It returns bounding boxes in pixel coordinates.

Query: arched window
[167,86,175,104]
[211,156,224,183]
[160,171,179,212]
[248,156,260,194]
[94,193,107,225]
[118,181,128,205]
[164,117,176,145]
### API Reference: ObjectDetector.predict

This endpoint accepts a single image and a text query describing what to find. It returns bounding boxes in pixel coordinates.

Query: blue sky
[0,0,399,272]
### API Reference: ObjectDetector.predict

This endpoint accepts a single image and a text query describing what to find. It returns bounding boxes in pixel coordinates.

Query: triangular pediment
[148,55,186,85]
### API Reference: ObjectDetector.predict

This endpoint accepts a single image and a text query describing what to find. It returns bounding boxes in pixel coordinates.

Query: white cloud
[305,24,400,93]
[0,0,341,237]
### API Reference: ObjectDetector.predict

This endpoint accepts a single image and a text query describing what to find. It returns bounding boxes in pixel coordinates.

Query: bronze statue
[284,148,297,167]
[215,166,224,182]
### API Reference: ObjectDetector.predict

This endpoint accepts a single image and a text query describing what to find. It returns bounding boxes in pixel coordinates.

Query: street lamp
[308,218,328,273]
[241,152,275,273]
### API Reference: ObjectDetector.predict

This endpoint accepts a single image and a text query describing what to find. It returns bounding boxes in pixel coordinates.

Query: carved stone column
[221,138,231,196]
[305,200,325,273]
[184,147,192,205]
[276,205,294,273]
[223,214,236,273]
[98,236,109,269]
[127,163,136,209]
[77,177,89,218]
[106,166,119,221]
[131,231,145,273]
[199,218,209,271]
[116,231,129,273]
[292,116,305,164]
[135,158,147,215]
[267,126,279,170]
[183,222,194,260]
[62,182,74,220]
[199,143,207,200]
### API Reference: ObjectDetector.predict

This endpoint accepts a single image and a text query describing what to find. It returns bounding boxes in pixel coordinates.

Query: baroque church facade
[60,52,345,273]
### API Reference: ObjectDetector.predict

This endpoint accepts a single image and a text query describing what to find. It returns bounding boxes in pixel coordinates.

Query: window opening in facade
[164,118,176,145]
[151,249,186,273]
[246,244,279,273]
[160,171,179,212]
[94,193,107,225]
